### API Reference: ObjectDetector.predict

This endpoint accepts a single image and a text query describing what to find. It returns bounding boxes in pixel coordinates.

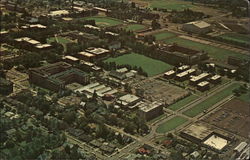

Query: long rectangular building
[176,68,196,81]
[190,73,209,85]
[29,62,89,91]
[137,101,163,121]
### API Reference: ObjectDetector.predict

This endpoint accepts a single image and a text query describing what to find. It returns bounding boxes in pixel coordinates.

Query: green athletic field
[125,24,146,32]
[168,95,198,111]
[164,37,250,61]
[153,31,177,40]
[83,16,123,27]
[146,0,194,11]
[156,116,188,133]
[104,52,173,76]
[218,33,250,45]
[183,83,240,117]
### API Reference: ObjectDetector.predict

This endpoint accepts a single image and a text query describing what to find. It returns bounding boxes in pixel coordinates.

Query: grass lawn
[218,33,250,45]
[164,37,250,61]
[148,114,165,124]
[156,116,187,133]
[146,0,194,10]
[125,24,146,32]
[153,31,177,40]
[168,95,198,111]
[47,36,72,52]
[83,16,123,27]
[183,83,240,117]
[104,52,173,76]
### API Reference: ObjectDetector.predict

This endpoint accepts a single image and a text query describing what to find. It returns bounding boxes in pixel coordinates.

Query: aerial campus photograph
[0,0,249,160]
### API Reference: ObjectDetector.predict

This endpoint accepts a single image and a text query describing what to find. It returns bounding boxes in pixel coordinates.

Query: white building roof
[62,17,73,21]
[15,37,41,45]
[104,89,118,95]
[164,70,175,76]
[30,24,47,29]
[84,24,101,31]
[105,31,119,36]
[73,6,86,12]
[203,134,228,150]
[118,94,140,106]
[138,101,162,112]
[211,75,221,80]
[234,142,248,153]
[15,37,31,42]
[48,10,69,16]
[116,68,128,73]
[186,21,211,28]
[190,73,209,82]
[78,51,95,57]
[81,60,94,66]
[197,81,209,87]
[35,44,52,49]
[93,7,109,12]
[64,55,79,61]
[178,65,189,71]
[86,47,109,55]
[176,69,195,78]
[0,30,9,34]
[125,72,135,78]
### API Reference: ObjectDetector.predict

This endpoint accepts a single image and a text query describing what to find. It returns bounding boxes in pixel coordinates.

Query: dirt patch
[203,98,250,138]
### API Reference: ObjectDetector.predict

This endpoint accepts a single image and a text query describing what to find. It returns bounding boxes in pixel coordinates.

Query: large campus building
[29,62,89,91]
[180,123,232,152]
[159,44,208,65]
[182,21,212,34]
[137,101,163,121]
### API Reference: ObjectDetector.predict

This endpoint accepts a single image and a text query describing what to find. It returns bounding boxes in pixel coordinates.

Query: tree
[124,122,136,134]
[96,124,109,138]
[131,2,136,8]
[63,111,76,124]
[151,19,161,30]
[91,90,98,102]
[170,151,185,160]
[232,88,241,97]
[64,144,71,155]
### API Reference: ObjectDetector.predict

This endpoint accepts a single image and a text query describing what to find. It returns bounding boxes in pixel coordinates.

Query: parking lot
[131,79,189,104]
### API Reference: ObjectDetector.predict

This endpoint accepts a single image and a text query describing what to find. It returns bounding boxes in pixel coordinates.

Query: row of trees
[99,61,148,77]
[168,9,208,24]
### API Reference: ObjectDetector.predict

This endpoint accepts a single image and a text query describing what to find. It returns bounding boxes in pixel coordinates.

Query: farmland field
[168,95,198,111]
[125,24,146,32]
[183,83,240,117]
[144,0,194,10]
[83,16,123,27]
[164,37,250,60]
[153,31,177,40]
[204,98,250,138]
[156,116,188,133]
[218,33,250,45]
[104,52,173,76]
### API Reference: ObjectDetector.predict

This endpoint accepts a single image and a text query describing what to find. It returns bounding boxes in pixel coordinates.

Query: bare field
[202,98,250,138]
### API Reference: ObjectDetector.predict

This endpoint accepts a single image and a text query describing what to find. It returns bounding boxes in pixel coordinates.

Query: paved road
[105,124,170,160]
[66,133,107,160]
